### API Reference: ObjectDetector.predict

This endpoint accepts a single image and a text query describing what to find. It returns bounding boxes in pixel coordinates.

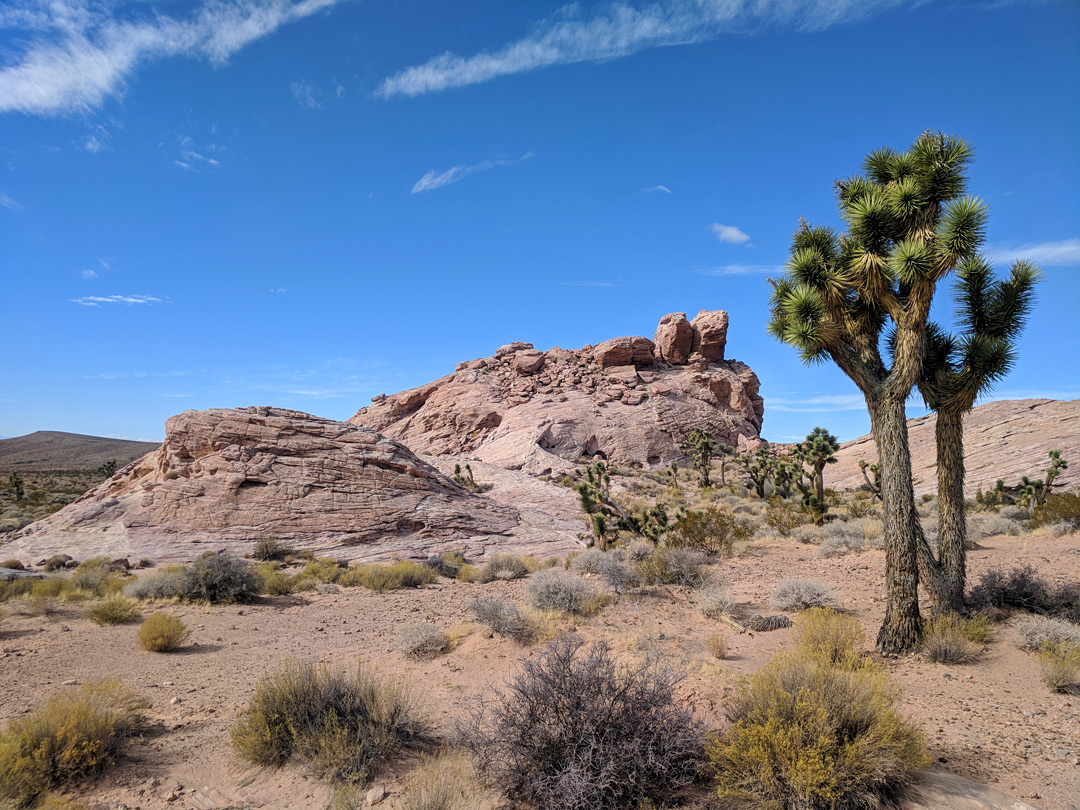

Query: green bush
[791,607,864,666]
[256,563,299,596]
[921,613,979,665]
[668,505,744,554]
[70,558,124,595]
[1036,641,1080,693]
[136,613,191,652]
[1032,492,1080,531]
[252,536,291,561]
[706,647,929,809]
[338,561,436,592]
[764,497,804,536]
[424,551,467,578]
[0,681,148,807]
[231,659,427,784]
[86,594,142,626]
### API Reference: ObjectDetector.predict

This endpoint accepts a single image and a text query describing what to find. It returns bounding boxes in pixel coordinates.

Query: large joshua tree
[768,132,986,653]
[914,258,1038,610]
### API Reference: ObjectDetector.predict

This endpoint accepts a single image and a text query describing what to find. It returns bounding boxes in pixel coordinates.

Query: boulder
[654,312,694,365]
[690,310,729,362]
[514,350,546,375]
[592,336,657,368]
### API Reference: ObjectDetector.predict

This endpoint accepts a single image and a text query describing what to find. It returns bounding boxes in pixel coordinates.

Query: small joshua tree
[738,447,773,499]
[680,428,717,488]
[859,459,882,501]
[1041,450,1069,505]
[576,461,639,550]
[8,472,24,502]
[98,459,118,478]
[797,427,840,506]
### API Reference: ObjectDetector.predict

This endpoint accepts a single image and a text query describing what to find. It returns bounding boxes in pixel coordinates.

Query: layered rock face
[830,398,1080,496]
[6,408,585,563]
[350,312,764,476]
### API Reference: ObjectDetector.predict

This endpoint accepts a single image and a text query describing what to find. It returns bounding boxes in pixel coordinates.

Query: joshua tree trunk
[869,395,923,654]
[928,409,966,611]
[813,463,826,505]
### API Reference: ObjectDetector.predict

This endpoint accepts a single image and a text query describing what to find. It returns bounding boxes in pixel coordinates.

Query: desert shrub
[525,570,604,615]
[999,505,1027,521]
[0,578,35,602]
[571,549,636,593]
[845,496,877,519]
[136,612,191,652]
[569,548,621,574]
[1047,521,1075,537]
[967,564,1054,615]
[339,561,436,592]
[257,563,298,596]
[43,556,69,573]
[70,558,120,595]
[706,633,727,659]
[86,594,142,626]
[395,622,449,660]
[231,659,426,784]
[458,635,702,810]
[668,505,744,554]
[468,598,530,642]
[706,647,929,809]
[792,524,820,544]
[1036,641,1080,693]
[921,613,979,664]
[403,753,477,810]
[694,583,737,621]
[0,559,24,570]
[252,536,290,561]
[1013,615,1080,651]
[176,552,261,603]
[771,578,836,612]
[625,539,655,561]
[636,547,709,588]
[818,531,864,558]
[0,681,148,807]
[764,498,803,536]
[475,554,530,583]
[967,514,1023,541]
[122,566,186,600]
[792,607,864,666]
[299,559,347,585]
[424,551,467,578]
[1032,492,1080,531]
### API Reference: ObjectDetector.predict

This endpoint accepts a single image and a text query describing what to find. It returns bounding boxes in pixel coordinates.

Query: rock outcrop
[350,312,764,476]
[4,407,586,563]
[830,398,1080,496]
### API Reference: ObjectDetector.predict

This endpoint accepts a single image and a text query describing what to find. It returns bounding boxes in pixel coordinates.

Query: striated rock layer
[4,407,586,564]
[350,311,764,477]
[831,398,1080,496]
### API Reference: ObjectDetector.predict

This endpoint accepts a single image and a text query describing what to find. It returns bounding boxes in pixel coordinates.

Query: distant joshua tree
[679,428,717,489]
[8,472,24,502]
[796,426,840,511]
[98,459,118,478]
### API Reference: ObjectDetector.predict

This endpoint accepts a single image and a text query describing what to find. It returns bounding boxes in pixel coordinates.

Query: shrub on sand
[136,612,191,652]
[771,578,836,612]
[395,622,449,660]
[792,607,864,665]
[86,594,142,626]
[468,598,530,642]
[525,570,606,615]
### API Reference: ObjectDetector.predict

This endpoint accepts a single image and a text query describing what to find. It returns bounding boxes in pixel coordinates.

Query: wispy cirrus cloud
[983,238,1080,267]
[70,293,167,307]
[644,184,672,194]
[377,0,915,99]
[411,152,534,194]
[0,0,341,116]
[698,264,783,276]
[709,223,751,244]
[0,190,23,211]
[770,394,866,413]
[290,79,322,109]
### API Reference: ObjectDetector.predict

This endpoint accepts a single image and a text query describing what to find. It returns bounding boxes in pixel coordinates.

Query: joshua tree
[8,472,24,502]
[796,427,840,506]
[576,461,640,550]
[98,459,118,478]
[715,440,735,487]
[914,258,1038,610]
[858,460,882,501]
[680,428,717,489]
[768,132,987,653]
[738,447,772,499]
[1016,451,1069,513]
[1040,450,1069,505]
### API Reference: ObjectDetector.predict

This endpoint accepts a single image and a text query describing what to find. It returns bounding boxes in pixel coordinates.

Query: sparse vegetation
[458,635,702,810]
[403,753,478,810]
[86,593,142,625]
[124,551,259,603]
[706,633,727,660]
[921,612,979,664]
[771,578,836,612]
[791,607,865,666]
[338,560,437,592]
[668,505,743,554]
[468,598,530,642]
[1013,615,1080,651]
[252,536,290,561]
[136,612,191,652]
[636,546,709,588]
[473,554,530,583]
[525,570,605,615]
[1036,641,1080,693]
[424,550,467,578]
[395,622,449,660]
[231,659,426,785]
[694,583,737,622]
[0,681,148,808]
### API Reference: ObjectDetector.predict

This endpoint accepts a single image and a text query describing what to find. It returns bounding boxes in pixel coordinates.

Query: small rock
[170,696,182,705]
[62,679,79,686]
[365,784,388,806]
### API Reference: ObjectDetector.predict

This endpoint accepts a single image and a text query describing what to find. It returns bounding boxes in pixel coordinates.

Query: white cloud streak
[291,79,322,109]
[70,293,167,307]
[82,269,98,278]
[644,184,672,193]
[769,394,866,412]
[411,152,534,194]
[0,190,23,211]
[709,222,750,244]
[983,238,1080,267]
[377,0,914,99]
[698,264,783,275]
[0,0,340,116]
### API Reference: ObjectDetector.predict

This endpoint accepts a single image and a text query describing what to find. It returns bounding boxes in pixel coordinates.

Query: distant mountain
[830,399,1079,497]
[0,431,160,471]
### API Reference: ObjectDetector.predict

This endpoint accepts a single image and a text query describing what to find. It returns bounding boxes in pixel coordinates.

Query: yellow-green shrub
[0,681,147,807]
[792,607,864,666]
[256,563,299,596]
[86,594,142,626]
[1037,641,1080,693]
[706,648,929,808]
[338,561,436,592]
[136,612,191,652]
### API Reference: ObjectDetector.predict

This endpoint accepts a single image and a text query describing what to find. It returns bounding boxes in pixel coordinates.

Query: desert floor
[2,532,1079,810]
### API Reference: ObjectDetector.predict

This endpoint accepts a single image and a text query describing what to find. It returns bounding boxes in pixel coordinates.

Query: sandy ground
[2,532,1079,810]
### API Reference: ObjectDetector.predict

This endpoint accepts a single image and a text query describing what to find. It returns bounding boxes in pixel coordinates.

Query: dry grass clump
[1036,642,1080,693]
[0,681,148,808]
[707,635,928,808]
[636,547,710,588]
[458,635,702,810]
[252,536,291,561]
[473,554,531,583]
[525,570,606,615]
[818,531,865,558]
[1013,615,1080,651]
[468,598,531,642]
[395,622,449,660]
[706,633,727,660]
[967,514,1024,541]
[86,593,142,626]
[0,559,24,570]
[231,659,427,785]
[694,583,737,622]
[136,612,191,652]
[403,753,479,810]
[771,578,836,612]
[921,613,979,665]
[338,561,437,592]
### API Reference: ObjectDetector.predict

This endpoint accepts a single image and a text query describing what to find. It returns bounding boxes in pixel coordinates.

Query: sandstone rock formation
[350,312,764,476]
[4,407,586,564]
[830,398,1080,496]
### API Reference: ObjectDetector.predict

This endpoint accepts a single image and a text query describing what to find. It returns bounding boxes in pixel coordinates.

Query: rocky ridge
[350,311,764,476]
[5,407,585,564]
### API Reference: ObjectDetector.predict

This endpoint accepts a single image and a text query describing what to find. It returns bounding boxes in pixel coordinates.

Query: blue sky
[1,0,1078,444]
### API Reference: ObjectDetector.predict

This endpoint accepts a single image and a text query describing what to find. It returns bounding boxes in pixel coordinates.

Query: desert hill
[0,430,159,471]
[830,398,1080,496]
[350,310,764,476]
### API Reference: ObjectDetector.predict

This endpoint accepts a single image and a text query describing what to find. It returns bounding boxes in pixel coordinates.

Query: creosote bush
[252,536,290,561]
[967,564,1080,622]
[136,612,191,652]
[395,622,449,660]
[763,497,803,536]
[231,659,426,785]
[338,560,436,592]
[86,594,142,626]
[1032,492,1080,531]
[458,635,702,810]
[423,551,467,579]
[792,607,864,666]
[525,570,605,615]
[636,547,709,588]
[0,681,148,808]
[771,578,836,612]
[1036,642,1080,693]
[668,505,744,554]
